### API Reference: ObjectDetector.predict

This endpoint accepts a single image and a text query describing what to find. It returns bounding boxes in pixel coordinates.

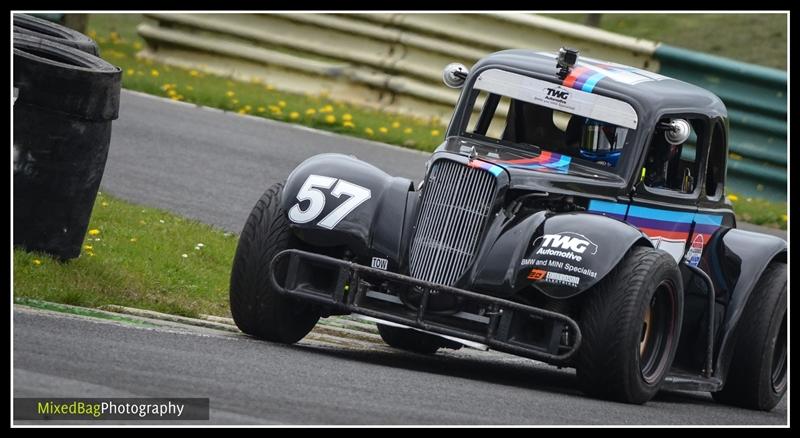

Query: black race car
[230,48,787,409]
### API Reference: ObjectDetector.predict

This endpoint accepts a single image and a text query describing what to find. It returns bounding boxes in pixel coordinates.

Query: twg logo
[546,88,570,100]
[534,232,598,255]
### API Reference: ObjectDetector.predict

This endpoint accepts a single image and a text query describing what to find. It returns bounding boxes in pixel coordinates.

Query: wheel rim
[640,304,653,356]
[771,314,787,393]
[639,281,677,384]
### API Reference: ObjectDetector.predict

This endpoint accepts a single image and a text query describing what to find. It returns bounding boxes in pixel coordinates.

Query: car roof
[472,49,727,118]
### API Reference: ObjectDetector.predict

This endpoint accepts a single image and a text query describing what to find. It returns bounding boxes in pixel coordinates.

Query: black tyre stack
[13,15,121,260]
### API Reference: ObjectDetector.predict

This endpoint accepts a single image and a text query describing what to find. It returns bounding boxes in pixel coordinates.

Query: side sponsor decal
[528,268,581,288]
[685,234,704,267]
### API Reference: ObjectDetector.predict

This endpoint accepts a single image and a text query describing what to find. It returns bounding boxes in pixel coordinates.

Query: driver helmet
[578,119,624,166]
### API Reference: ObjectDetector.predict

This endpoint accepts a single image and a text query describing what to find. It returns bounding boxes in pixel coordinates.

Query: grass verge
[14,297,157,327]
[540,13,787,70]
[13,192,237,318]
[85,14,786,229]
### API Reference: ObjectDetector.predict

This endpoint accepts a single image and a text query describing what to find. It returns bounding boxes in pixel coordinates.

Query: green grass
[84,13,786,229]
[541,13,787,70]
[726,193,787,230]
[13,192,238,318]
[87,14,446,153]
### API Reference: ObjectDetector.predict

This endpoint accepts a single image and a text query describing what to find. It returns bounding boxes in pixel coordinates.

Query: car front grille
[409,159,497,286]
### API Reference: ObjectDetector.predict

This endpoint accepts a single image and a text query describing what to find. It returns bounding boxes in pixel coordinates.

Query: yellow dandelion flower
[379,127,388,134]
[431,129,441,136]
[133,42,142,50]
[257,106,266,113]
[88,251,95,257]
[130,238,137,242]
[289,111,300,121]
[237,109,248,115]
[189,70,200,77]
[320,104,334,113]
[343,121,355,129]
[84,245,93,250]
[101,201,109,207]
[150,69,159,77]
[33,259,42,266]
[88,229,101,236]
[278,101,287,108]
[231,99,239,105]
[161,83,172,91]
[305,108,317,116]
[391,121,401,129]
[265,84,275,91]
[244,105,252,111]
[781,214,788,222]
[365,127,374,136]
[403,127,413,134]
[727,194,739,202]
[226,90,235,98]
[342,113,353,122]
[325,114,337,124]
[268,105,281,113]
[167,89,177,97]
[126,68,135,76]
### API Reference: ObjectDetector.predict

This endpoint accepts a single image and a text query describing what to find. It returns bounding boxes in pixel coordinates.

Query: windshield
[461,68,638,176]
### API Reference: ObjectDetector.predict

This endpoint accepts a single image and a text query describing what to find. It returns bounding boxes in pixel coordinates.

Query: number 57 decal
[288,175,372,229]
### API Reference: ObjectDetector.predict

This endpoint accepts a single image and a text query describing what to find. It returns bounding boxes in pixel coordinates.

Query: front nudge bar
[269,249,582,363]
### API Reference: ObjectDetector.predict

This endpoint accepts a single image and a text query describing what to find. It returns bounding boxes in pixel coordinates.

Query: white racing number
[287,175,371,229]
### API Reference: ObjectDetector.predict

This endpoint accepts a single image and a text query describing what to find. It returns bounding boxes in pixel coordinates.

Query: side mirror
[662,119,691,145]
[442,63,469,88]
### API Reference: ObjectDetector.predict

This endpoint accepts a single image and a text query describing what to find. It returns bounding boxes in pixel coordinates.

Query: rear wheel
[712,262,787,411]
[229,183,320,343]
[576,246,683,404]
[377,324,460,355]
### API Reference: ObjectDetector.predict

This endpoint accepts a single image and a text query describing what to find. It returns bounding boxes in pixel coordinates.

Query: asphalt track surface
[13,91,788,425]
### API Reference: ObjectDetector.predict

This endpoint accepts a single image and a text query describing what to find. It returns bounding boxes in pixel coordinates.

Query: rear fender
[711,228,787,381]
[472,211,652,299]
[282,153,414,265]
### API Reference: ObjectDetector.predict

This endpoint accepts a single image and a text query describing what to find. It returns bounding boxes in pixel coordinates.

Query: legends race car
[229,47,787,409]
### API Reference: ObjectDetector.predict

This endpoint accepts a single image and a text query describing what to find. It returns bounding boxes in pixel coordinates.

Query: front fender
[282,153,414,264]
[471,211,652,299]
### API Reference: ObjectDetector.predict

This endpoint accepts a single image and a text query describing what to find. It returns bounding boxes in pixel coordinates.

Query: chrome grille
[409,159,497,286]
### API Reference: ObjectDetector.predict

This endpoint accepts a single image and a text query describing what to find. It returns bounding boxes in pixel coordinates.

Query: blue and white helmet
[578,119,624,166]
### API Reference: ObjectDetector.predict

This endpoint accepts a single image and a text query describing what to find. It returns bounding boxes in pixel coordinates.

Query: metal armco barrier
[138,13,786,201]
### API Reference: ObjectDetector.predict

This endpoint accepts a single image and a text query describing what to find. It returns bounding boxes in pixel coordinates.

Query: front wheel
[576,246,684,404]
[229,182,320,343]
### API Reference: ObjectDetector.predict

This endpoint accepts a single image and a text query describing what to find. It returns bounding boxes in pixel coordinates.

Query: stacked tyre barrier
[13,15,122,260]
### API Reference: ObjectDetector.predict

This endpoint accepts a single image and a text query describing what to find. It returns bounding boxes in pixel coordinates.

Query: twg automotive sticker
[684,234,704,267]
[524,232,600,288]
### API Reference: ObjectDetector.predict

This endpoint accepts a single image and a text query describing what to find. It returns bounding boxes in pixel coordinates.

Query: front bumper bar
[269,249,582,363]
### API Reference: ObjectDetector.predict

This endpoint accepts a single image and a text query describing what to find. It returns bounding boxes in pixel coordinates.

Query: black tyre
[712,262,787,411]
[229,183,320,343]
[377,324,460,354]
[576,246,684,404]
[13,14,99,56]
[13,33,121,260]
